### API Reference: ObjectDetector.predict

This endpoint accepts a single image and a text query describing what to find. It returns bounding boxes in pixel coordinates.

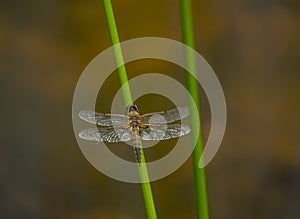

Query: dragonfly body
[128,105,142,163]
[79,104,191,165]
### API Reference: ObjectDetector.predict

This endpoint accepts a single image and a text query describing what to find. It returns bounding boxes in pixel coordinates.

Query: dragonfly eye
[128,104,139,113]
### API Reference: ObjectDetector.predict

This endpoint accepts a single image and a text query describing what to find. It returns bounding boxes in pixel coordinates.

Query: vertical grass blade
[180,0,210,218]
[102,1,157,218]
[102,0,132,106]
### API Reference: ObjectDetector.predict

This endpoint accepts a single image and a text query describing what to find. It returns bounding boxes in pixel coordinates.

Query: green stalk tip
[180,0,210,218]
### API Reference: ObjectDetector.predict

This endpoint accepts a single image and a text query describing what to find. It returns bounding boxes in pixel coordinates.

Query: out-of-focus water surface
[1,0,299,218]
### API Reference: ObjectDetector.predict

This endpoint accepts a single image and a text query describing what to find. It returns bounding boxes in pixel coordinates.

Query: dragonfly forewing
[141,106,189,124]
[79,110,128,126]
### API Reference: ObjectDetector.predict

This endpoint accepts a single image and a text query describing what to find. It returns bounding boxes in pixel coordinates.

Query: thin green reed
[180,0,210,219]
[102,1,157,218]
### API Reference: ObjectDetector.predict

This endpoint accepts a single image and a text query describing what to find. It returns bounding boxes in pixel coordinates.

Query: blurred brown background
[1,0,299,218]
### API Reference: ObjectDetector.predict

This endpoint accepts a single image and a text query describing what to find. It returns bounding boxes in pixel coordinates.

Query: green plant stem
[102,1,157,218]
[180,0,209,219]
[102,0,132,106]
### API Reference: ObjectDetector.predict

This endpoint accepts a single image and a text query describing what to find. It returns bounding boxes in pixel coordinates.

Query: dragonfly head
[127,104,139,114]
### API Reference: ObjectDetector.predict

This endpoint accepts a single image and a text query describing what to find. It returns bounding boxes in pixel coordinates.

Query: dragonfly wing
[141,106,189,124]
[79,110,128,126]
[140,124,190,140]
[79,127,131,142]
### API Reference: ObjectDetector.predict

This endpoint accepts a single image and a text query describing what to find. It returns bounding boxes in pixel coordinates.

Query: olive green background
[1,0,299,218]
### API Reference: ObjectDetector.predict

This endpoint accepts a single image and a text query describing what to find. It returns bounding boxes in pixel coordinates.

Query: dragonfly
[78,104,191,165]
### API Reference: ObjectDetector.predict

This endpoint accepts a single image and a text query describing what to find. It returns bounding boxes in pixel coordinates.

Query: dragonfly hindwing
[141,124,191,140]
[79,127,131,142]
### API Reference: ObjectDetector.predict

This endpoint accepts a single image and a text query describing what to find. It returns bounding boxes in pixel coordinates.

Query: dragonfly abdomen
[134,147,141,165]
[131,129,141,164]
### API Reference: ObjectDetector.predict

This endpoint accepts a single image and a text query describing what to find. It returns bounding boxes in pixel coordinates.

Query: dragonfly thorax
[128,108,140,121]
[130,115,138,120]
[130,120,139,128]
